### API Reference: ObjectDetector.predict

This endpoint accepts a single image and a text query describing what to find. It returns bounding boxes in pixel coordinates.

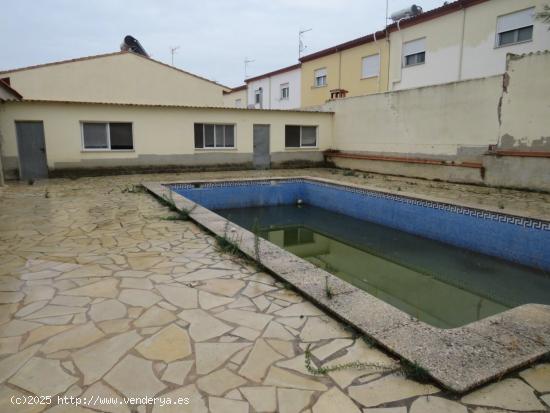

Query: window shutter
[285,125,301,147]
[225,126,235,147]
[403,38,426,56]
[204,125,215,147]
[497,8,534,33]
[82,123,108,149]
[109,123,133,150]
[301,126,317,146]
[362,54,380,78]
[315,68,327,78]
[194,123,204,148]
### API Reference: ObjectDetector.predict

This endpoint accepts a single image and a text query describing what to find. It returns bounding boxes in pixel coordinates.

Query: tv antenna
[170,46,180,66]
[244,57,255,79]
[299,28,312,59]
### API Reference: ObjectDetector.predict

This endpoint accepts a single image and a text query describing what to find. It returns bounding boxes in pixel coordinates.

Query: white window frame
[254,88,262,105]
[495,7,535,48]
[195,123,237,150]
[285,125,318,149]
[403,38,426,68]
[234,98,242,108]
[361,54,380,79]
[80,121,134,152]
[280,83,290,100]
[314,68,327,87]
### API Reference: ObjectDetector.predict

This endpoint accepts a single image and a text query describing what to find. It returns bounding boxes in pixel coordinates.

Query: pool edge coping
[142,177,550,394]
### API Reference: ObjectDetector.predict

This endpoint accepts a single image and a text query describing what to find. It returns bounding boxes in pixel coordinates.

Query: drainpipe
[0,123,4,187]
[391,18,406,90]
[338,50,342,89]
[373,31,382,92]
[0,149,4,187]
[268,77,272,109]
[457,5,467,81]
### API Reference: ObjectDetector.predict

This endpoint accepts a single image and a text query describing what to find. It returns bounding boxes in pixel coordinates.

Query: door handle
[40,148,45,153]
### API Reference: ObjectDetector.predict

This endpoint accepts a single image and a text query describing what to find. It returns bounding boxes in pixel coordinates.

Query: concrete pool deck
[0,169,548,412]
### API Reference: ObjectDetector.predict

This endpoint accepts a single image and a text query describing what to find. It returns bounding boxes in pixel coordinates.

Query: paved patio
[0,169,549,413]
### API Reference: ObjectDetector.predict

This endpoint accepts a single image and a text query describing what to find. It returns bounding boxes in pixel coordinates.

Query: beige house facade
[0,100,332,178]
[300,32,390,108]
[0,51,333,179]
[0,52,230,106]
[222,85,247,108]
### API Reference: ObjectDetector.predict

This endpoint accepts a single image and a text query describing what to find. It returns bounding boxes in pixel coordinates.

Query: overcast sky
[1,0,445,87]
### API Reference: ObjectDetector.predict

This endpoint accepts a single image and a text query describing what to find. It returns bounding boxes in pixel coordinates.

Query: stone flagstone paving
[0,170,549,412]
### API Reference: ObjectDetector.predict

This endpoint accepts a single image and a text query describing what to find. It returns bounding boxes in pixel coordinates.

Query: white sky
[0,0,445,87]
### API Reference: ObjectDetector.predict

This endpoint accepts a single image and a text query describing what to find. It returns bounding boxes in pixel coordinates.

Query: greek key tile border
[166,179,550,231]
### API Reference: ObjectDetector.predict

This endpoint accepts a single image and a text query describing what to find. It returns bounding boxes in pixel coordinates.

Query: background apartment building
[299,31,390,108]
[222,85,247,108]
[245,64,301,110]
[388,0,550,90]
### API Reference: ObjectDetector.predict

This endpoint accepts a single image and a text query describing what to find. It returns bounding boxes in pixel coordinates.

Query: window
[314,68,327,87]
[362,54,380,78]
[280,83,290,100]
[496,8,534,47]
[235,98,242,108]
[82,122,133,150]
[285,125,317,148]
[254,88,262,105]
[194,123,235,149]
[403,38,426,67]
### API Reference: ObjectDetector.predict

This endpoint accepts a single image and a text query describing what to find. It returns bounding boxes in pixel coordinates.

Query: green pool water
[215,204,550,329]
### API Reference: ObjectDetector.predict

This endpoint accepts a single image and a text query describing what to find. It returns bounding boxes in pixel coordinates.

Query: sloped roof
[0,51,231,90]
[11,98,334,114]
[0,79,23,101]
[299,0,491,63]
[223,84,247,94]
[245,63,301,83]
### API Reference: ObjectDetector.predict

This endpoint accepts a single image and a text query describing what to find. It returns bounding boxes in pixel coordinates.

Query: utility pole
[244,57,255,79]
[170,46,180,66]
[299,28,312,59]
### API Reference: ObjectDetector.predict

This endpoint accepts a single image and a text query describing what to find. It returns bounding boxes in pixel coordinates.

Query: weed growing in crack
[215,221,243,257]
[252,218,262,263]
[121,184,145,194]
[399,359,432,383]
[361,335,377,348]
[324,277,334,300]
[304,344,397,376]
[156,190,197,221]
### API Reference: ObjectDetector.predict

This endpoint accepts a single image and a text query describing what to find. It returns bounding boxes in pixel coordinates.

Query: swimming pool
[169,178,550,328]
[146,177,550,391]
[215,204,550,328]
[169,178,549,272]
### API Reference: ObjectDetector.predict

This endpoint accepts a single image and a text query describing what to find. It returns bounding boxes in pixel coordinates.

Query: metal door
[253,124,270,169]
[15,121,48,180]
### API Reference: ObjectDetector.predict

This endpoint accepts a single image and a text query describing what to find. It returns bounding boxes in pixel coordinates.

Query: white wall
[246,68,301,110]
[389,0,550,90]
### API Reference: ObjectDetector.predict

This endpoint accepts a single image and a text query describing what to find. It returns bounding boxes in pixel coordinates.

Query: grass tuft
[121,184,145,194]
[400,359,432,383]
[304,344,396,376]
